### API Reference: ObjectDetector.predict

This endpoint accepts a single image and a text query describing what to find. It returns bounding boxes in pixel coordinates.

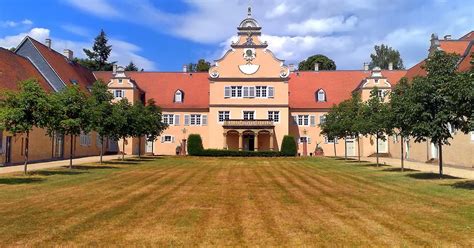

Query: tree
[360,88,391,166]
[339,92,365,162]
[110,99,133,160]
[125,61,139,71]
[388,78,415,171]
[0,79,50,174]
[280,135,297,156]
[46,85,91,168]
[82,29,114,71]
[298,54,336,71]
[188,59,211,72]
[409,51,473,177]
[369,44,404,70]
[129,101,149,158]
[88,80,115,164]
[144,99,167,154]
[319,108,342,157]
[187,134,204,155]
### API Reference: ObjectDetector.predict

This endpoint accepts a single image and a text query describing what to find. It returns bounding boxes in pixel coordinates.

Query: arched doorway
[242,130,255,151]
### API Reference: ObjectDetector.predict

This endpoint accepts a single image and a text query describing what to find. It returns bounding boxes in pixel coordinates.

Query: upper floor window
[224,86,274,99]
[316,89,326,102]
[298,115,309,126]
[243,111,255,120]
[174,90,183,103]
[268,111,280,123]
[163,114,174,125]
[377,89,388,100]
[118,79,123,84]
[218,111,230,122]
[114,90,125,99]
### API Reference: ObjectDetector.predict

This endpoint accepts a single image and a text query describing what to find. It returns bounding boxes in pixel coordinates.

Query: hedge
[281,135,297,156]
[187,134,204,155]
[195,149,281,157]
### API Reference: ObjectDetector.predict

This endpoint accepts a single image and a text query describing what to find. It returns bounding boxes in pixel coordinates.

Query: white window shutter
[202,115,208,126]
[172,136,175,143]
[184,115,190,126]
[224,86,230,98]
[310,115,316,127]
[268,86,274,98]
[243,86,249,98]
[122,90,126,98]
[161,136,165,143]
[249,86,255,98]
[174,115,180,126]
[308,137,312,144]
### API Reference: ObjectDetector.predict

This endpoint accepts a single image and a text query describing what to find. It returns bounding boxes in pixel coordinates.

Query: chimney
[113,64,118,74]
[314,63,319,71]
[182,64,188,73]
[45,38,51,49]
[363,62,369,71]
[63,49,73,60]
[289,64,295,72]
[388,62,393,71]
[444,34,452,40]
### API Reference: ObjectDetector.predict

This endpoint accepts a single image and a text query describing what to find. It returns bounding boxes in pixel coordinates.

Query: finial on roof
[248,6,252,17]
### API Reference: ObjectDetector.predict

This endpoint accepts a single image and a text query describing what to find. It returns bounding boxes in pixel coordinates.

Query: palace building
[1,9,473,167]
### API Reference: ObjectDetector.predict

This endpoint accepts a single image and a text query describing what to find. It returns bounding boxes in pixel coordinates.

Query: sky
[0,0,472,71]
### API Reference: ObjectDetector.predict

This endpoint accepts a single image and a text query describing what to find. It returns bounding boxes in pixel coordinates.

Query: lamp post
[181,128,187,155]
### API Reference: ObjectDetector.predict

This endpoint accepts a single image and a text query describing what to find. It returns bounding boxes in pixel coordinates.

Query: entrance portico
[222,120,275,151]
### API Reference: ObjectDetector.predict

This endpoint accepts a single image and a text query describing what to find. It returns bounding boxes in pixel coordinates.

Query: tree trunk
[100,136,104,164]
[69,134,73,169]
[344,137,347,160]
[23,131,29,175]
[438,141,443,178]
[333,140,337,158]
[122,136,125,161]
[138,136,141,159]
[400,136,404,172]
[357,135,361,163]
[375,134,379,167]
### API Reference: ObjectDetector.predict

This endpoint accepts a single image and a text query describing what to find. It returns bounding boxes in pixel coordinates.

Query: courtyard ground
[0,156,473,246]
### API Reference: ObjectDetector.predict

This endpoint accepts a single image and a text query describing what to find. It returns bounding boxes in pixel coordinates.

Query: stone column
[223,132,227,150]
[254,132,259,151]
[238,132,243,151]
[270,132,274,151]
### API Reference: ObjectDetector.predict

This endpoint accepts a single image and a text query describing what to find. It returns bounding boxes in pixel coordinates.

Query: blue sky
[1,0,472,71]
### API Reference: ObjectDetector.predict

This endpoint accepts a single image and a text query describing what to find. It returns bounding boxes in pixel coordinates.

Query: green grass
[0,156,473,246]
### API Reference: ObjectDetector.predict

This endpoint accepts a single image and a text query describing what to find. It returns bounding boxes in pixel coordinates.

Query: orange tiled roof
[460,31,474,40]
[288,70,406,109]
[94,71,210,109]
[439,40,471,55]
[0,47,53,92]
[29,37,96,92]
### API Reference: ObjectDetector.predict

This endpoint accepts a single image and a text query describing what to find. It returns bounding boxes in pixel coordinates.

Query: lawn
[0,157,473,246]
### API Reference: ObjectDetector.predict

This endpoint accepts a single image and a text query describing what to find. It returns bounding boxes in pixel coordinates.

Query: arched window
[174,90,183,103]
[316,89,326,102]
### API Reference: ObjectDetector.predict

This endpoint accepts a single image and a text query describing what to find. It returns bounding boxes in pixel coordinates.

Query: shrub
[196,149,281,157]
[187,134,203,155]
[281,135,297,156]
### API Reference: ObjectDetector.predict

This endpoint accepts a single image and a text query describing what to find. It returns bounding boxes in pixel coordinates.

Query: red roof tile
[458,44,473,72]
[29,38,96,92]
[94,71,210,109]
[0,47,52,92]
[439,40,470,55]
[288,70,406,109]
[460,31,474,41]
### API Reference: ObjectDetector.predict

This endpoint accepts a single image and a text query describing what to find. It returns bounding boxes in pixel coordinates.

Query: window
[297,115,309,126]
[174,90,183,103]
[231,86,242,98]
[268,111,280,122]
[114,90,124,98]
[96,135,103,148]
[161,135,174,143]
[256,86,267,98]
[190,114,202,126]
[243,111,255,120]
[242,86,256,98]
[320,115,326,125]
[118,79,123,84]
[377,89,388,100]
[324,136,338,144]
[218,111,230,122]
[80,132,91,146]
[163,114,174,125]
[316,89,326,102]
[299,136,312,144]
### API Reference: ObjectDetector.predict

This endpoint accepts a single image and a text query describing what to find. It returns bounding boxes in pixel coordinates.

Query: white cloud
[286,16,358,35]
[61,24,91,37]
[1,19,33,28]
[0,27,156,71]
[65,0,120,18]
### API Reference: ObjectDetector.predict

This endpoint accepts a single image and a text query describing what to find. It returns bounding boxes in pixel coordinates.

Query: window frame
[218,111,230,123]
[243,111,255,120]
[297,115,310,126]
[316,89,326,102]
[268,111,280,123]
[174,90,183,103]
[163,114,175,126]
[114,89,125,99]
[190,114,202,126]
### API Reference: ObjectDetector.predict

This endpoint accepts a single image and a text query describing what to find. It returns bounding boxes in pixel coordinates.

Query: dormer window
[118,79,123,84]
[174,90,183,103]
[316,89,326,102]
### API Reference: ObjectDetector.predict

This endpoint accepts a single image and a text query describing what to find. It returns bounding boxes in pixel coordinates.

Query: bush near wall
[281,135,297,156]
[187,134,204,155]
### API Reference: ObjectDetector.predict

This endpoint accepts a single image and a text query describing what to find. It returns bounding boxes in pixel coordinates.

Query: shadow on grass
[61,165,119,170]
[103,160,139,165]
[353,162,390,168]
[0,177,45,185]
[451,181,474,190]
[382,168,418,172]
[30,170,86,176]
[407,172,461,180]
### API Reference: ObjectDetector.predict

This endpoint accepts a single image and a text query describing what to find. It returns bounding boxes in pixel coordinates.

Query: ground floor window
[268,111,280,122]
[218,111,230,122]
[299,136,311,144]
[324,136,338,144]
[80,132,91,146]
[243,111,255,120]
[161,135,174,143]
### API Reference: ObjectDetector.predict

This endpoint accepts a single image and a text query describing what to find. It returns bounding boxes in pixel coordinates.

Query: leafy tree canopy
[298,54,336,71]
[79,29,115,71]
[369,44,404,70]
[125,61,141,71]
[188,59,211,72]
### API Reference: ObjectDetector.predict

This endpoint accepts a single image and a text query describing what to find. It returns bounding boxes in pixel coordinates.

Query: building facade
[1,10,473,168]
